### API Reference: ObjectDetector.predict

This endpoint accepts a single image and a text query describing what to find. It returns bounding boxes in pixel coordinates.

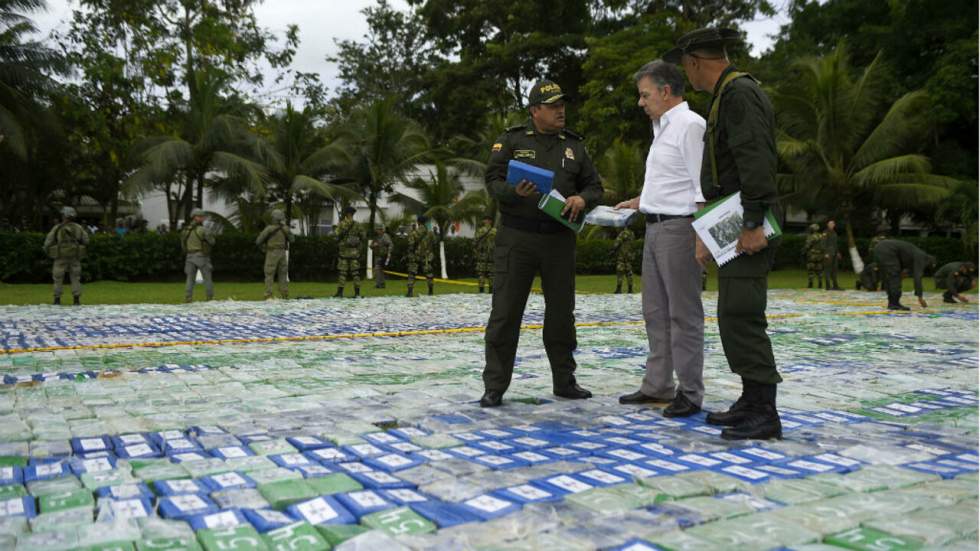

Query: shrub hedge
[1,231,972,283]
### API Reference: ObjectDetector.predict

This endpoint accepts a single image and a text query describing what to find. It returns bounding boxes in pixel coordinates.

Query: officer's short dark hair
[689,46,728,59]
[634,60,686,96]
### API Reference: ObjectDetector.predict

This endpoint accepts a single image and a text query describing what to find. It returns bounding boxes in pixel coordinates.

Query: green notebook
[537,190,585,233]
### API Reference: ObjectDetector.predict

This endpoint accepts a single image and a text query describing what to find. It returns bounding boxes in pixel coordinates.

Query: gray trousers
[639,218,705,405]
[184,253,214,301]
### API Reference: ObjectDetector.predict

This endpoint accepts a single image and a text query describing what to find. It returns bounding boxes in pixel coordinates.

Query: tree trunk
[368,188,378,235]
[844,217,864,274]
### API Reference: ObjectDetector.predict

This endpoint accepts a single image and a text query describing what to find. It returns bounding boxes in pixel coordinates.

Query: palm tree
[392,161,488,278]
[246,103,359,224]
[125,71,266,227]
[599,139,645,206]
[0,0,68,159]
[322,96,430,234]
[775,43,955,271]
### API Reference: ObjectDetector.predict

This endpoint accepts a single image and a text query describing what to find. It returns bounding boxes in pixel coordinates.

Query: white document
[691,192,779,266]
[584,205,637,227]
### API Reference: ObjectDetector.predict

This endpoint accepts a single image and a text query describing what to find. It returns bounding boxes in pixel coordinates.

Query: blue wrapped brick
[410,500,482,528]
[200,472,256,492]
[287,496,356,526]
[0,496,35,518]
[154,479,208,496]
[188,509,249,531]
[243,508,298,533]
[70,436,110,454]
[158,494,219,520]
[335,490,395,519]
[458,494,522,521]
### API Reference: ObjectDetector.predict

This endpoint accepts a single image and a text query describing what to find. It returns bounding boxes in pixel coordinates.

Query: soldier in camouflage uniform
[407,215,436,297]
[334,206,365,298]
[370,226,393,289]
[44,206,90,305]
[181,208,216,303]
[474,215,496,293]
[859,229,888,291]
[256,209,293,300]
[802,223,825,289]
[614,226,636,294]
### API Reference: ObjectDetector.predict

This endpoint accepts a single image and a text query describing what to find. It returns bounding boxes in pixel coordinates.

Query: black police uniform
[480,81,603,405]
[873,239,935,309]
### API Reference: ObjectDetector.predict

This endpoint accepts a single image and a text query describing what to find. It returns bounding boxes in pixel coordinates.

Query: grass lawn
[0,268,968,306]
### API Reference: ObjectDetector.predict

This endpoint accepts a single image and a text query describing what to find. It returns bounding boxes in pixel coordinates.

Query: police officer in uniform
[479,79,604,407]
[822,219,843,290]
[371,226,393,289]
[406,215,436,297]
[667,29,782,440]
[256,209,293,299]
[181,208,216,302]
[44,206,90,305]
[335,206,365,298]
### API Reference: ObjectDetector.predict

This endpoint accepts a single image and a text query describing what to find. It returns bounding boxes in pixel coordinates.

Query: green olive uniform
[873,239,935,308]
[803,229,826,288]
[371,232,394,288]
[475,224,497,293]
[256,222,294,299]
[823,227,841,290]
[482,120,603,395]
[860,234,888,291]
[407,224,436,295]
[44,221,89,300]
[614,227,635,293]
[701,65,782,388]
[933,261,976,302]
[335,217,365,291]
[181,222,216,301]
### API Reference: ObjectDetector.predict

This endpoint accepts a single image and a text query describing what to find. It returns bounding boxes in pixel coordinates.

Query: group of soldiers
[44,204,499,304]
[802,219,845,290]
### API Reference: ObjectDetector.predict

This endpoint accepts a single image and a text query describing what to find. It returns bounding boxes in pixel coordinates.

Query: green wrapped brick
[315,524,369,547]
[261,522,329,551]
[39,488,95,513]
[824,526,924,551]
[305,474,362,496]
[197,525,268,551]
[360,507,435,537]
[258,480,317,510]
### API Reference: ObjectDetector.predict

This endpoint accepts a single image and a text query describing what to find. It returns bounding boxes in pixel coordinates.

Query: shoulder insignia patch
[564,147,575,161]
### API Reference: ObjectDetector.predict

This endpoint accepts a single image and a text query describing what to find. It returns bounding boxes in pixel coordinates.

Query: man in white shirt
[616,60,705,417]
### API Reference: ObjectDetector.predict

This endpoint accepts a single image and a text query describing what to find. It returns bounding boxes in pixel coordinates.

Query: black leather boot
[706,382,751,426]
[627,282,633,294]
[406,287,414,297]
[334,286,343,298]
[427,280,434,296]
[353,286,361,298]
[614,284,622,294]
[73,296,80,306]
[53,296,61,305]
[722,383,782,440]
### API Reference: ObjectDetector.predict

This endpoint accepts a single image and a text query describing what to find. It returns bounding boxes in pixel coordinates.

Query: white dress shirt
[638,101,706,216]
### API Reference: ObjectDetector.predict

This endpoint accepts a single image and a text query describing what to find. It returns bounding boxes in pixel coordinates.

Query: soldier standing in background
[614,226,636,294]
[822,219,843,290]
[334,206,365,298]
[371,226,393,289]
[474,215,496,293]
[407,215,436,297]
[256,209,293,300]
[181,208,216,303]
[803,223,825,289]
[44,206,90,305]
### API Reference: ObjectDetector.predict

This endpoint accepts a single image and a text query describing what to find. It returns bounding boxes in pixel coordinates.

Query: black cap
[417,215,428,224]
[663,28,741,64]
[343,206,356,216]
[528,80,568,106]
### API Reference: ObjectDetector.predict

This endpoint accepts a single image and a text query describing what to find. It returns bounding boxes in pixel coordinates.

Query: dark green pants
[717,246,782,385]
[483,225,578,393]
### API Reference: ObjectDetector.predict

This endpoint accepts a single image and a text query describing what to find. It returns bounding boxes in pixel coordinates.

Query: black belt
[645,213,694,224]
[501,213,568,234]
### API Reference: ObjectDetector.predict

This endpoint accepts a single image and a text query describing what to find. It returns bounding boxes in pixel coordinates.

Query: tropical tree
[775,43,954,271]
[392,161,488,278]
[125,71,267,228]
[599,139,645,205]
[323,96,430,234]
[0,0,67,158]
[246,103,359,224]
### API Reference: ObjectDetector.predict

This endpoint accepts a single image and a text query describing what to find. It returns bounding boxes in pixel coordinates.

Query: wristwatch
[743,219,761,230]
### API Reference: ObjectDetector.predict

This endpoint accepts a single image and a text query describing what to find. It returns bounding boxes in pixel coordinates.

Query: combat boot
[334,286,343,298]
[807,277,813,288]
[488,284,493,294]
[406,287,414,298]
[427,281,434,296]
[627,282,633,294]
[73,296,80,306]
[281,292,288,300]
[721,383,782,441]
[53,296,60,305]
[478,286,485,294]
[353,286,361,299]
[614,283,622,294]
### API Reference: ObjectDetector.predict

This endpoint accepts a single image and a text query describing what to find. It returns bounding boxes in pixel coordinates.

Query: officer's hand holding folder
[507,160,584,233]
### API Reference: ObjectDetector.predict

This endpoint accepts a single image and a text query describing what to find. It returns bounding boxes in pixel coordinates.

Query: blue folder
[506,160,554,195]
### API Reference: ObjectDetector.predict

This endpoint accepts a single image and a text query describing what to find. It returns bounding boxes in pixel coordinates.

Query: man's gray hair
[633,60,686,96]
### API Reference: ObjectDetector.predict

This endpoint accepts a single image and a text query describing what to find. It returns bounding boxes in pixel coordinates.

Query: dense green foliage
[3,231,972,284]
